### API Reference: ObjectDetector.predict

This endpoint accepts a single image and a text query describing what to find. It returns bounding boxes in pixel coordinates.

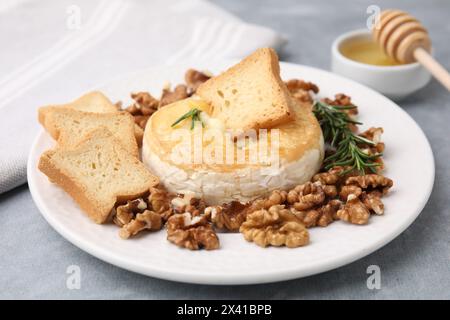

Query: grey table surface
[1,0,449,299]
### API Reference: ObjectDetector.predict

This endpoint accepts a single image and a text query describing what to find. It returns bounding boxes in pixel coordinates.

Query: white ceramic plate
[28,61,434,285]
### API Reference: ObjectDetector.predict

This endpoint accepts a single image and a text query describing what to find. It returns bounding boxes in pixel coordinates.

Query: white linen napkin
[0,0,286,194]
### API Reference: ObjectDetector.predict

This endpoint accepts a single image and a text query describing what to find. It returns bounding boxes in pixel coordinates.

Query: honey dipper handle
[414,47,450,91]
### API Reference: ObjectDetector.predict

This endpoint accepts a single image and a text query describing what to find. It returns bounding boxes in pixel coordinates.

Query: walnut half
[207,201,249,232]
[287,182,325,211]
[119,210,162,239]
[240,205,309,248]
[185,69,211,93]
[148,187,173,221]
[345,174,393,195]
[290,199,342,228]
[285,79,319,103]
[123,92,159,129]
[336,194,370,225]
[159,84,189,107]
[166,212,219,250]
[113,198,147,227]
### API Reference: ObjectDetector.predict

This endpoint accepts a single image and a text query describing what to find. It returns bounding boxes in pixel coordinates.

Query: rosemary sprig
[171,108,204,130]
[312,100,382,174]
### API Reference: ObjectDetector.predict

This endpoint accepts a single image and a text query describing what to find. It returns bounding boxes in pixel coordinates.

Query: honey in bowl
[339,37,403,66]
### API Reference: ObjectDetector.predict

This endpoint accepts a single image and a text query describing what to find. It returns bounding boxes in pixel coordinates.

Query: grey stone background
[1,0,449,299]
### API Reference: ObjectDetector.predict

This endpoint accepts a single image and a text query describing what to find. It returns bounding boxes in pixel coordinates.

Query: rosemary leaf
[312,100,382,175]
[171,108,204,130]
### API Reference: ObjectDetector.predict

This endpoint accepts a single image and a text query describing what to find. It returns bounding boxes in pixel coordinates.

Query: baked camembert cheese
[143,48,324,204]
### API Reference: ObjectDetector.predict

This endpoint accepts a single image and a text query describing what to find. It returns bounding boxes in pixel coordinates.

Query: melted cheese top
[144,97,322,172]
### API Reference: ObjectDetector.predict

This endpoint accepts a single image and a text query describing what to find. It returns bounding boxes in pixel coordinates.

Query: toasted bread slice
[39,91,144,146]
[38,128,159,224]
[38,91,117,125]
[42,108,139,158]
[196,48,294,131]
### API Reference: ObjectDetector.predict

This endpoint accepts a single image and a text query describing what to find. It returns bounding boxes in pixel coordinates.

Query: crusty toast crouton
[196,48,294,131]
[38,128,159,223]
[39,91,144,146]
[41,108,139,158]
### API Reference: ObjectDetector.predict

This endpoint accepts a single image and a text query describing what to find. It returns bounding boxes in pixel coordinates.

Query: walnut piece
[207,201,249,232]
[171,193,206,216]
[166,212,219,250]
[358,127,385,171]
[119,210,162,239]
[336,194,371,225]
[285,79,319,103]
[345,174,393,194]
[317,199,342,226]
[361,191,384,215]
[185,197,207,216]
[133,115,150,129]
[339,185,362,201]
[185,69,211,93]
[113,198,147,227]
[240,205,309,248]
[322,93,358,115]
[148,187,173,221]
[250,189,288,210]
[121,92,160,129]
[359,127,384,148]
[322,94,359,132]
[159,84,189,107]
[313,166,358,190]
[287,182,325,211]
[114,188,175,239]
[323,185,338,198]
[311,168,343,199]
[312,170,341,185]
[131,92,159,112]
[290,199,342,228]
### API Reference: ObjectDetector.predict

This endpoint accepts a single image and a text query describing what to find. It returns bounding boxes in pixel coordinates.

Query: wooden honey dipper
[373,9,450,91]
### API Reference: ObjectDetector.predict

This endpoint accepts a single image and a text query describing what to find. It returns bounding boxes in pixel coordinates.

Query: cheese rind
[143,138,323,204]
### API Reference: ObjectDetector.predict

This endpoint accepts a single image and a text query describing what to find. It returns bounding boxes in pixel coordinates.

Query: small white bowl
[331,29,431,100]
